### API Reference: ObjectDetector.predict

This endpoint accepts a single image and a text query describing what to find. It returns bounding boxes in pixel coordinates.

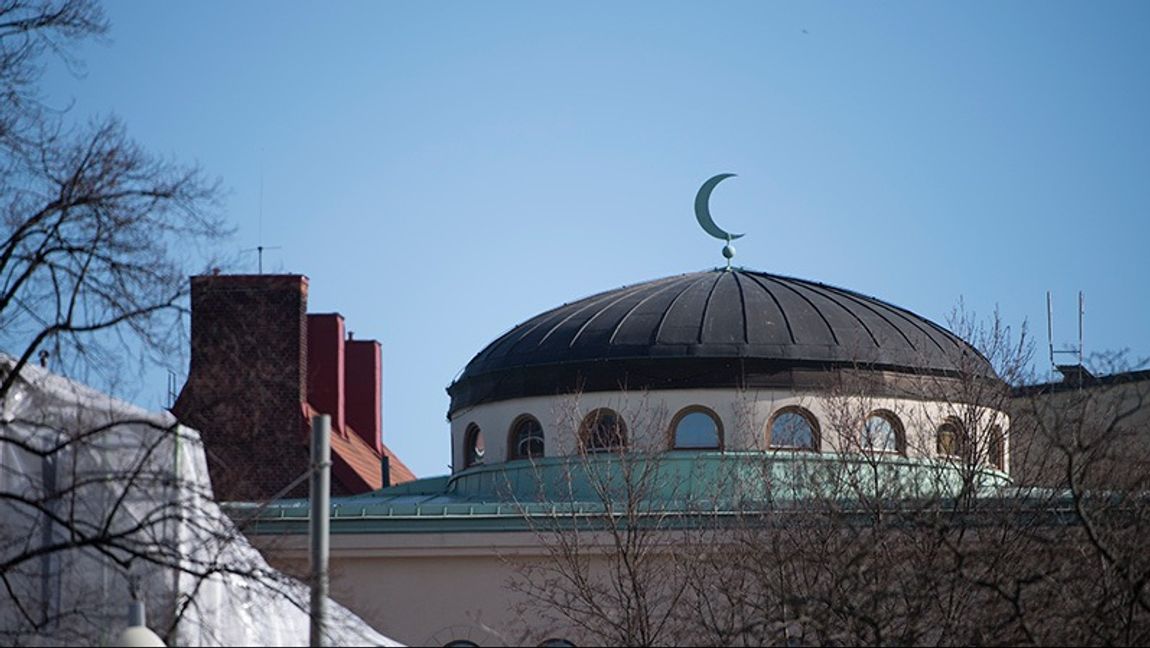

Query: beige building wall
[1011,374,1150,488]
[258,531,611,646]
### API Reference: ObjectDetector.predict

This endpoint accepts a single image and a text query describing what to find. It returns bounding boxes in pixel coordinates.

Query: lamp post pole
[309,414,331,647]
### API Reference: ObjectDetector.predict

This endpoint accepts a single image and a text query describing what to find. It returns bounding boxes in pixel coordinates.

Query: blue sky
[43,1,1150,477]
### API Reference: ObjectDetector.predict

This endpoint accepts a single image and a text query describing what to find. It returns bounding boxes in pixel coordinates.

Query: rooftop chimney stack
[172,274,310,500]
[173,273,413,500]
[307,314,346,434]
[345,339,383,454]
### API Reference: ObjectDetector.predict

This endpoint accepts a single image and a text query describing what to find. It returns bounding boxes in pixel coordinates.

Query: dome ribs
[652,273,714,346]
[788,276,979,369]
[803,275,959,359]
[607,277,687,346]
[698,271,741,345]
[477,308,560,366]
[899,310,975,359]
[494,303,580,360]
[786,279,882,351]
[795,279,892,352]
[732,271,750,345]
[755,274,839,346]
[534,282,653,350]
[841,290,947,356]
[741,271,796,345]
[490,281,656,364]
[568,279,671,349]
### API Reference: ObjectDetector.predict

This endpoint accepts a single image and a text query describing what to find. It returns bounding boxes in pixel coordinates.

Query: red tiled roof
[301,403,415,493]
[331,423,383,492]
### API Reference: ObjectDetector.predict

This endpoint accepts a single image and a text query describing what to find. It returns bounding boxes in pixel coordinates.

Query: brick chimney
[172,274,310,501]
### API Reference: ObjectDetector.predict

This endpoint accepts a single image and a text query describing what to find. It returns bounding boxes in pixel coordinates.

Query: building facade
[239,268,1018,645]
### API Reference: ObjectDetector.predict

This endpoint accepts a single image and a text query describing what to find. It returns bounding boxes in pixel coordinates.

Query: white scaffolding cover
[0,355,400,646]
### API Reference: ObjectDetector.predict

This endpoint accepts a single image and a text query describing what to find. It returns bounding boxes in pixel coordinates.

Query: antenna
[1047,290,1090,385]
[1079,290,1085,367]
[242,244,284,274]
[241,165,282,273]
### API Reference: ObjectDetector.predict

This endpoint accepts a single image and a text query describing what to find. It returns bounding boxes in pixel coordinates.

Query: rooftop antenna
[1047,290,1090,385]
[241,165,282,274]
[694,173,746,270]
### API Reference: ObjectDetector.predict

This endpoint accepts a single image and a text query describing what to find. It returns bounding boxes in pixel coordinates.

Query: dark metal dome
[448,269,995,414]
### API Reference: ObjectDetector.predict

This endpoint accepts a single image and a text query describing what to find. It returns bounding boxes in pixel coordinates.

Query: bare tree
[1008,351,1150,645]
[0,0,226,402]
[0,3,388,645]
[507,396,697,647]
[506,306,1150,646]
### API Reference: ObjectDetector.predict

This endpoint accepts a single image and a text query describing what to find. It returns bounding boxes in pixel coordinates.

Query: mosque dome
[447,268,995,415]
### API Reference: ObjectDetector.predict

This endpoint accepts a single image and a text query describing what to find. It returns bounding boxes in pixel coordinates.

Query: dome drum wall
[449,389,1010,475]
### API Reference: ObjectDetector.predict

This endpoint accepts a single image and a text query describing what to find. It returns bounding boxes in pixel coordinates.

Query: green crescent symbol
[694,173,745,241]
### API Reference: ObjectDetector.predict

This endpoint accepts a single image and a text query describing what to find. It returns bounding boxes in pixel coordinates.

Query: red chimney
[306,313,345,434]
[345,340,382,454]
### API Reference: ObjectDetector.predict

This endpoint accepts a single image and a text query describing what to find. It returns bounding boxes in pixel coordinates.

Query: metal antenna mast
[1047,290,1088,384]
[242,166,282,274]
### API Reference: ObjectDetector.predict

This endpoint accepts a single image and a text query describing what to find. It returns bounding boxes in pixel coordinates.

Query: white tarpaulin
[0,355,401,646]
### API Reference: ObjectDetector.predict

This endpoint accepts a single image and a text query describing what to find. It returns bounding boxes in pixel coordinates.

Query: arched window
[671,406,722,450]
[862,411,904,454]
[768,407,819,451]
[463,423,485,468]
[509,415,545,460]
[936,418,967,459]
[987,425,1005,469]
[580,408,627,452]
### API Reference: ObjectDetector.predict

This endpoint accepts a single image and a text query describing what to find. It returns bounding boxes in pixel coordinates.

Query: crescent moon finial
[694,173,746,269]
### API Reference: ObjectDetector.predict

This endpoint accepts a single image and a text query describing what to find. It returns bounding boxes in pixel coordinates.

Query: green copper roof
[232,452,1014,535]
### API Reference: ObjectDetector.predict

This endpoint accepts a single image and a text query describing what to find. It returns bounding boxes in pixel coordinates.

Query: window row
[462,407,1005,469]
[463,416,545,468]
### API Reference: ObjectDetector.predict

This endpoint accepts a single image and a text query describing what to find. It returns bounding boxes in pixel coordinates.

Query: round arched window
[464,423,485,468]
[510,416,545,460]
[936,419,966,458]
[768,408,819,450]
[862,411,903,453]
[987,425,1005,469]
[580,408,627,452]
[672,407,722,450]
